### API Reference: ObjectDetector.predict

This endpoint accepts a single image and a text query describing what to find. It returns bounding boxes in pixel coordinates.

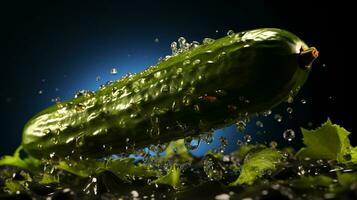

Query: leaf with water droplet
[296,119,351,163]
[151,164,180,189]
[230,147,284,186]
[105,158,159,182]
[39,173,59,184]
[56,159,103,177]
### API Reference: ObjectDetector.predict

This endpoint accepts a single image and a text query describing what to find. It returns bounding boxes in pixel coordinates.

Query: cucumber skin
[22,28,311,159]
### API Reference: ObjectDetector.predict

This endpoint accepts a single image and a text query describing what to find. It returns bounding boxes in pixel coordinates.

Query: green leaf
[337,172,357,187]
[4,180,25,194]
[296,119,351,163]
[347,147,357,164]
[39,173,59,184]
[163,139,192,161]
[0,146,41,172]
[56,159,103,177]
[151,164,181,189]
[230,148,283,186]
[105,158,159,182]
[289,175,334,189]
[231,144,265,159]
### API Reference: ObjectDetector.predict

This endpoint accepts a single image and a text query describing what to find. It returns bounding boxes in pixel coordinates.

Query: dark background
[0,0,349,156]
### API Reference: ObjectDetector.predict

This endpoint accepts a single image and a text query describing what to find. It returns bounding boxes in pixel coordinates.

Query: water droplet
[256,121,264,128]
[43,128,51,135]
[236,140,243,145]
[96,76,101,81]
[235,121,246,132]
[74,90,92,98]
[215,89,226,96]
[215,193,230,200]
[283,129,295,141]
[178,37,187,49]
[301,99,307,104]
[191,41,200,48]
[131,190,139,198]
[244,134,252,143]
[182,95,191,106]
[215,30,219,33]
[171,41,178,55]
[219,51,226,58]
[322,63,326,67]
[222,155,230,162]
[201,133,214,144]
[49,152,56,158]
[161,84,169,93]
[202,38,214,44]
[227,30,235,37]
[262,110,272,117]
[66,137,74,144]
[287,96,294,103]
[183,59,191,66]
[193,104,200,112]
[38,90,43,95]
[274,114,283,122]
[176,67,183,74]
[286,107,293,114]
[184,137,200,150]
[51,97,61,103]
[154,38,159,43]
[74,103,86,111]
[192,59,201,65]
[111,67,118,75]
[220,136,228,146]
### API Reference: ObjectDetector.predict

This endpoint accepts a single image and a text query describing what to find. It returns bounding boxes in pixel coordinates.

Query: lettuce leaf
[56,159,103,177]
[105,158,159,182]
[163,139,192,161]
[337,172,357,187]
[296,119,351,163]
[289,175,334,189]
[0,146,41,172]
[230,147,284,186]
[151,164,181,188]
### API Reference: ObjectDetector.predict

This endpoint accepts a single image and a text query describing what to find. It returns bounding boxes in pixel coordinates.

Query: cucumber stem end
[299,47,319,69]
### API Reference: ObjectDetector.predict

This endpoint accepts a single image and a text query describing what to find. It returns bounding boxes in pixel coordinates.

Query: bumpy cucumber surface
[22,28,317,159]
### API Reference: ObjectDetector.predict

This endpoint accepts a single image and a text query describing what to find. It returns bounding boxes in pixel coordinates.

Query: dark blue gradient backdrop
[1,1,348,156]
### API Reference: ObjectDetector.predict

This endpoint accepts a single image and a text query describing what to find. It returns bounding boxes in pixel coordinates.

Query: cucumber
[22,28,318,159]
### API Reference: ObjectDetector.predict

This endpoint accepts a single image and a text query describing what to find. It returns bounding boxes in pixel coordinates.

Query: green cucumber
[22,28,318,159]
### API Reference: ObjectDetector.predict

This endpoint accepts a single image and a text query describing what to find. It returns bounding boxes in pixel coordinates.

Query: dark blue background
[0,0,349,156]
